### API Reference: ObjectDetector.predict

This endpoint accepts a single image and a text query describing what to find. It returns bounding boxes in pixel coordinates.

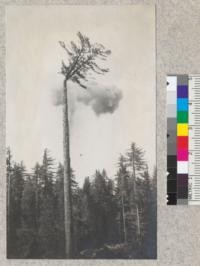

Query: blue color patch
[177,85,188,98]
[177,98,188,111]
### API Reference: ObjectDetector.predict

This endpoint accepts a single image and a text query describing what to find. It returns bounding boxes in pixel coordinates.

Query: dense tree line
[7,143,156,259]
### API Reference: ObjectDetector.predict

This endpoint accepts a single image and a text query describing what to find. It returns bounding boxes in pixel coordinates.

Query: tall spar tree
[59,32,111,258]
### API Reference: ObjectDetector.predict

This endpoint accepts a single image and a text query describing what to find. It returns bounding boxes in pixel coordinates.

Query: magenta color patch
[177,149,188,161]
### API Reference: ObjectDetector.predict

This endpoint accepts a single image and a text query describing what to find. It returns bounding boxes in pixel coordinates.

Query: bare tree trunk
[136,205,141,238]
[131,146,141,243]
[63,80,73,258]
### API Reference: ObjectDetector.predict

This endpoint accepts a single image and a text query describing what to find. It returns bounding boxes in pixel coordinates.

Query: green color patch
[177,111,188,123]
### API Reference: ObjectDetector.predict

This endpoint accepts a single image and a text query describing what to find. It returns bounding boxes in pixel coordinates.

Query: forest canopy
[6,142,156,259]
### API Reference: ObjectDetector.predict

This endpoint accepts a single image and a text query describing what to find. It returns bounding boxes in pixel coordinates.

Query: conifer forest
[7,143,157,259]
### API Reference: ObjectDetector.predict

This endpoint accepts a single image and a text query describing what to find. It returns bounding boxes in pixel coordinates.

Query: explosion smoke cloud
[77,83,122,116]
[53,82,123,116]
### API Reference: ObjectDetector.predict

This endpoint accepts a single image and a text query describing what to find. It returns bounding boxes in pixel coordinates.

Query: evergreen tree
[40,149,54,197]
[134,165,157,258]
[126,143,146,246]
[71,169,82,256]
[91,170,107,246]
[102,170,118,244]
[32,162,42,231]
[115,154,130,243]
[53,163,66,258]
[145,167,157,259]
[90,170,117,247]
[8,161,25,258]
[19,175,39,258]
[38,149,57,258]
[17,162,43,258]
[80,177,94,250]
[137,166,151,254]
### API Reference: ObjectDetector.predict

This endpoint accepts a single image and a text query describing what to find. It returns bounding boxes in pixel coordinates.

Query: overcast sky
[6,5,155,185]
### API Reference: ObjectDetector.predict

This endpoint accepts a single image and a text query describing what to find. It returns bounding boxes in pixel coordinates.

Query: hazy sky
[6,5,155,185]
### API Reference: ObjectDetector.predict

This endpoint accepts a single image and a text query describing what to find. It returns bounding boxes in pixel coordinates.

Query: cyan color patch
[177,98,188,111]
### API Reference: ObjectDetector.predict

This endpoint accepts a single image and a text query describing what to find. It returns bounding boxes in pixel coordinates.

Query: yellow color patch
[177,124,188,136]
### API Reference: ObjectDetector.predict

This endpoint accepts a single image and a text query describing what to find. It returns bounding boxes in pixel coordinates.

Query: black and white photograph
[6,5,156,259]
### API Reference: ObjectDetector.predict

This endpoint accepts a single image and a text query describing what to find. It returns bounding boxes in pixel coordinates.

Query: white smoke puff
[77,82,123,116]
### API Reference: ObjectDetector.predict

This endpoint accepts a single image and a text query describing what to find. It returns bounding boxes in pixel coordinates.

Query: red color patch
[177,136,188,149]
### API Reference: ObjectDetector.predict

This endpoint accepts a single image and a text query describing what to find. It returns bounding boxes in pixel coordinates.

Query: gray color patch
[167,143,176,155]
[167,91,176,105]
[167,128,176,155]
[167,129,176,142]
[177,75,188,85]
[167,117,176,130]
[167,104,176,117]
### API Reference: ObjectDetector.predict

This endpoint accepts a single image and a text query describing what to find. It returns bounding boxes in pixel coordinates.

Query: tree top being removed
[59,32,111,89]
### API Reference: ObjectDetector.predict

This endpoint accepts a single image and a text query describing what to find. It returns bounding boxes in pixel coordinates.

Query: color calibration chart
[167,74,200,205]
